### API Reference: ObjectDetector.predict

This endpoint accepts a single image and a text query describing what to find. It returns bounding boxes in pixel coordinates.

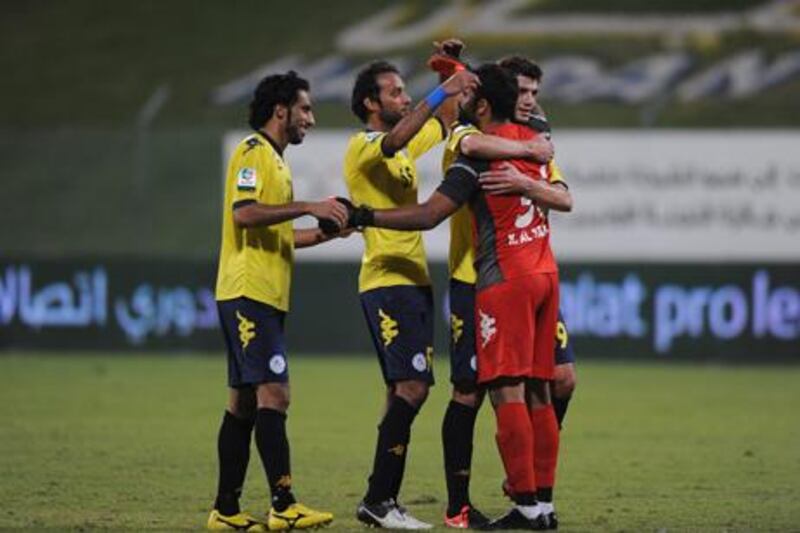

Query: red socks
[530,404,560,489]
[494,402,536,498]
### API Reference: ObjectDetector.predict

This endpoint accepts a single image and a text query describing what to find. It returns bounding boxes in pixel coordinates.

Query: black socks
[364,396,419,505]
[442,400,479,515]
[255,407,296,511]
[552,393,572,429]
[214,410,255,515]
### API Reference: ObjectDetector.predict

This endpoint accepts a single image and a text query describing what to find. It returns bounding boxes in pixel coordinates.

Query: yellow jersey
[215,132,294,311]
[442,123,481,284]
[445,125,567,285]
[344,118,446,293]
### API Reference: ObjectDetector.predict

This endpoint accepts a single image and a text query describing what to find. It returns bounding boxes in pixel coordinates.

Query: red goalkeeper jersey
[437,121,558,291]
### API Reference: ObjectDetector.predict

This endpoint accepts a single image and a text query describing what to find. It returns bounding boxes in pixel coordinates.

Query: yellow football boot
[208,509,267,531]
[267,502,334,530]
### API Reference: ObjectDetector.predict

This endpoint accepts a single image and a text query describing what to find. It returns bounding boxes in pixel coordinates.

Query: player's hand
[336,227,359,238]
[312,197,349,234]
[527,137,554,163]
[433,38,464,59]
[479,162,535,196]
[441,70,479,97]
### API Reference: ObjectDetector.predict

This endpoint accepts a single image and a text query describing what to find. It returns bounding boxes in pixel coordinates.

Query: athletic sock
[442,400,479,516]
[536,486,553,503]
[494,402,537,502]
[364,396,418,505]
[214,410,255,515]
[552,393,572,429]
[516,504,543,520]
[538,501,555,515]
[530,405,560,492]
[254,407,296,512]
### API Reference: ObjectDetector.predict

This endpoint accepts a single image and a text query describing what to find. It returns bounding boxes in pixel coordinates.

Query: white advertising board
[223,129,800,261]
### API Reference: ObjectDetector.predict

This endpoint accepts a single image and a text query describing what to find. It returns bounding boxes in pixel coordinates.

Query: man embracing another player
[337,63,572,530]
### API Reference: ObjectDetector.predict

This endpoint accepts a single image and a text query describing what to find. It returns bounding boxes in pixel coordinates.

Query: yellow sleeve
[230,145,270,206]
[441,123,480,172]
[548,160,567,187]
[348,131,389,172]
[407,118,446,160]
[449,123,479,152]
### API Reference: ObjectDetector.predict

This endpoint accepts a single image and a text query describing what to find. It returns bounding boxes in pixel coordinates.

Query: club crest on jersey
[236,167,257,190]
[479,309,496,348]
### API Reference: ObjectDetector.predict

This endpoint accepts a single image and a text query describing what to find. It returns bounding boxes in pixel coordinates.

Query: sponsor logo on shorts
[378,308,399,347]
[479,309,497,348]
[470,355,477,371]
[269,354,287,374]
[412,352,428,372]
[235,311,256,348]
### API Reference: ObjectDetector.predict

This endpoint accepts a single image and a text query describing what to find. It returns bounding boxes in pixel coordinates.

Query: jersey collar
[255,130,284,157]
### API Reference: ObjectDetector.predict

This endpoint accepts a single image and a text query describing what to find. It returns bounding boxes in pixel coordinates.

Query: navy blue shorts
[555,310,576,365]
[217,297,289,387]
[360,285,435,385]
[448,279,478,388]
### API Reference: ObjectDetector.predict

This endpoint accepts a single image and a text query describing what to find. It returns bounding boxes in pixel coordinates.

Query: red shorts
[475,273,559,384]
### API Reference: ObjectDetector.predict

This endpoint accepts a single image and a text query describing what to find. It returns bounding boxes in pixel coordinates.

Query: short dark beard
[378,107,403,127]
[286,109,304,145]
[457,102,477,125]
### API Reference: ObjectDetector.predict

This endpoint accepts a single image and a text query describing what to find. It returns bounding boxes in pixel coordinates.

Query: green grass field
[1,354,798,531]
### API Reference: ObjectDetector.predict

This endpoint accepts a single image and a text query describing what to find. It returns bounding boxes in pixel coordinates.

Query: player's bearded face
[458,95,478,124]
[376,73,410,127]
[286,91,315,145]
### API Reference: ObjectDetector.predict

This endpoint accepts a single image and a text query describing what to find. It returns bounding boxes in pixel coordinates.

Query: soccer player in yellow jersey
[344,56,478,529]
[208,71,349,532]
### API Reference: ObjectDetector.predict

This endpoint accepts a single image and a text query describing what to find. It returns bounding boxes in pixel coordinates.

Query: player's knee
[227,388,257,419]
[395,380,430,408]
[451,385,483,409]
[553,365,577,398]
[526,378,551,407]
[256,382,291,412]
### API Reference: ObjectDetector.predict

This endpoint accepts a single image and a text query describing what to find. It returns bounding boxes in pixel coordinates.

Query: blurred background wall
[2,0,799,359]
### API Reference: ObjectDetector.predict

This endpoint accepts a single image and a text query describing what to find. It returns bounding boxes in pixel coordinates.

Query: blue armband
[424,86,448,110]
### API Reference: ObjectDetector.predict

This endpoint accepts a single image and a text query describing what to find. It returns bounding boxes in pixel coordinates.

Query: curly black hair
[473,63,518,121]
[498,55,543,82]
[350,60,400,124]
[248,71,310,130]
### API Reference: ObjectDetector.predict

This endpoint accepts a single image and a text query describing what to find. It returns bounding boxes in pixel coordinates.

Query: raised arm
[381,70,479,156]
